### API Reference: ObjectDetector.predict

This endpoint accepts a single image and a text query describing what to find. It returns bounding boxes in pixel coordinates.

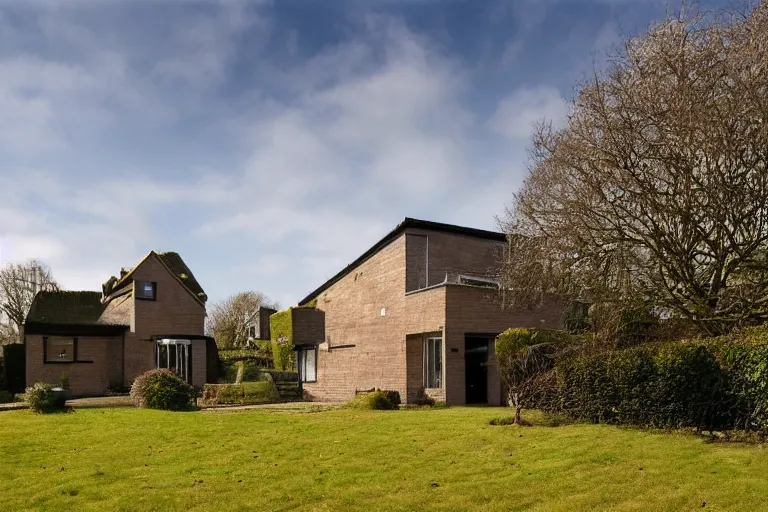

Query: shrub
[130,369,195,411]
[200,382,280,406]
[346,390,401,410]
[489,416,517,426]
[24,383,67,413]
[0,389,14,404]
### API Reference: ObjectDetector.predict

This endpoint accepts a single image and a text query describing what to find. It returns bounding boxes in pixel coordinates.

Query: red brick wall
[25,335,122,396]
[305,235,407,402]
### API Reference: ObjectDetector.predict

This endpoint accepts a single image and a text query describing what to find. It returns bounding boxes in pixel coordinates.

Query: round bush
[24,383,67,413]
[130,369,195,411]
[0,389,14,404]
[346,390,401,410]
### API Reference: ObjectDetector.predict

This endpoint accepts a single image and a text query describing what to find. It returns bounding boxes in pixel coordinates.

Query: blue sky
[0,0,728,307]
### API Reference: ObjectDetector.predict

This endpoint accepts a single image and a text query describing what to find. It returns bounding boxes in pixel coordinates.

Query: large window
[155,339,192,383]
[299,347,317,383]
[423,336,443,389]
[45,337,75,363]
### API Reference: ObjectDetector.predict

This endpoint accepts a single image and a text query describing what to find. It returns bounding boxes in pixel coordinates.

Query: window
[423,336,443,388]
[136,281,156,300]
[155,339,192,383]
[44,337,75,363]
[299,347,317,383]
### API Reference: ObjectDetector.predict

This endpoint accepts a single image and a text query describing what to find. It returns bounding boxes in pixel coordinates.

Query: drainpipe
[121,331,126,390]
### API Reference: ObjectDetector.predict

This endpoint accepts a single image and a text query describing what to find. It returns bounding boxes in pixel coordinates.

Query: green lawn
[1,406,767,511]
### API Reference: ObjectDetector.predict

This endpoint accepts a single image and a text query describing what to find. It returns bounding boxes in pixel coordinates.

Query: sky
[0,0,730,308]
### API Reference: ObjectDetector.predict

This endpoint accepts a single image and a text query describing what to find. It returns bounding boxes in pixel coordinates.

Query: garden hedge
[269,309,296,371]
[547,334,768,432]
[201,381,280,406]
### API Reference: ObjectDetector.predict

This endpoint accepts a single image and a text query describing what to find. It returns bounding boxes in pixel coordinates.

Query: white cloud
[0,3,578,306]
[488,85,569,141]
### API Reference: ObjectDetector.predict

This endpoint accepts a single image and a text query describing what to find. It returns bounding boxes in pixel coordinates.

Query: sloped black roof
[298,217,506,305]
[25,291,130,328]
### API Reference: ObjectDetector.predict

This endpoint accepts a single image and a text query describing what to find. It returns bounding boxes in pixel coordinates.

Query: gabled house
[24,251,211,396]
[294,218,566,406]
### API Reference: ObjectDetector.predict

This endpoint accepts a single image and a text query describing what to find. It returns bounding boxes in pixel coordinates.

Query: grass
[1,407,768,511]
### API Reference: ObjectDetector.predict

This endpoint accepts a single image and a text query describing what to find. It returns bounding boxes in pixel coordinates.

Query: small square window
[45,338,75,362]
[136,281,156,300]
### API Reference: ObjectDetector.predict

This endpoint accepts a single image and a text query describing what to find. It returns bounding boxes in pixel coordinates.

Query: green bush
[24,383,67,413]
[201,382,280,406]
[345,390,401,410]
[130,369,195,411]
[0,389,14,404]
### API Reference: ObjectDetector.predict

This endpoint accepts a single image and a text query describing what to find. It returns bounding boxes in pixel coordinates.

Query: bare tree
[206,291,279,350]
[502,2,768,334]
[0,260,59,343]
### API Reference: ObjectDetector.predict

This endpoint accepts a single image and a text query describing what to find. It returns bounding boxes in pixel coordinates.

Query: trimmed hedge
[2,344,25,393]
[0,389,13,404]
[269,309,295,371]
[549,337,768,431]
[130,369,195,411]
[201,381,280,406]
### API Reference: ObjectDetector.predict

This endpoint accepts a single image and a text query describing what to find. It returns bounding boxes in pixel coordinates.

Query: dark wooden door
[465,337,489,404]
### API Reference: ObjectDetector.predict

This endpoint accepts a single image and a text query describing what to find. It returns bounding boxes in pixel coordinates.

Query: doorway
[465,337,489,404]
[155,339,192,384]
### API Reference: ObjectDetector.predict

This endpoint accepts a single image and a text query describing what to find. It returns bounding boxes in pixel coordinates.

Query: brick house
[24,251,211,396]
[294,218,566,406]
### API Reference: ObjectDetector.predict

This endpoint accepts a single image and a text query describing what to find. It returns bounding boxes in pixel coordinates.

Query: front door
[156,339,192,384]
[465,337,489,404]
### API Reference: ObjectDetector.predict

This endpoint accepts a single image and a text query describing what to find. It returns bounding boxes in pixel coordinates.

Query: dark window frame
[42,336,93,364]
[136,281,157,301]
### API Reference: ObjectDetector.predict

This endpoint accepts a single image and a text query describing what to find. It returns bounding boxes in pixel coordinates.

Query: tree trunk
[514,406,522,425]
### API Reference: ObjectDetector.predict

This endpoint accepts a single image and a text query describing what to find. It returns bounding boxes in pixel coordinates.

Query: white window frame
[299,347,317,383]
[423,336,443,389]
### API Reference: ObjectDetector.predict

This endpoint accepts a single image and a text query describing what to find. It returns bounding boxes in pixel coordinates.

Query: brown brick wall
[126,255,206,385]
[305,235,407,402]
[443,285,566,405]
[303,228,565,407]
[405,234,428,292]
[25,335,121,396]
[405,229,505,287]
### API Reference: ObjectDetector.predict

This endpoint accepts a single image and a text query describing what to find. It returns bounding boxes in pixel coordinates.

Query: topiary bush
[345,390,401,410]
[24,383,68,413]
[130,369,195,411]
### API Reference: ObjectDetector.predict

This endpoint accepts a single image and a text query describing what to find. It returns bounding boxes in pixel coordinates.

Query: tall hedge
[269,309,295,371]
[550,340,767,431]
[2,344,25,393]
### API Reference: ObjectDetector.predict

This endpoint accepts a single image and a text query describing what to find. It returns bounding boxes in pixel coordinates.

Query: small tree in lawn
[495,328,561,424]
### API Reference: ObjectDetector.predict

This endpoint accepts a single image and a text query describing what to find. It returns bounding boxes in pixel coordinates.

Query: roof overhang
[24,322,129,337]
[149,334,215,342]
